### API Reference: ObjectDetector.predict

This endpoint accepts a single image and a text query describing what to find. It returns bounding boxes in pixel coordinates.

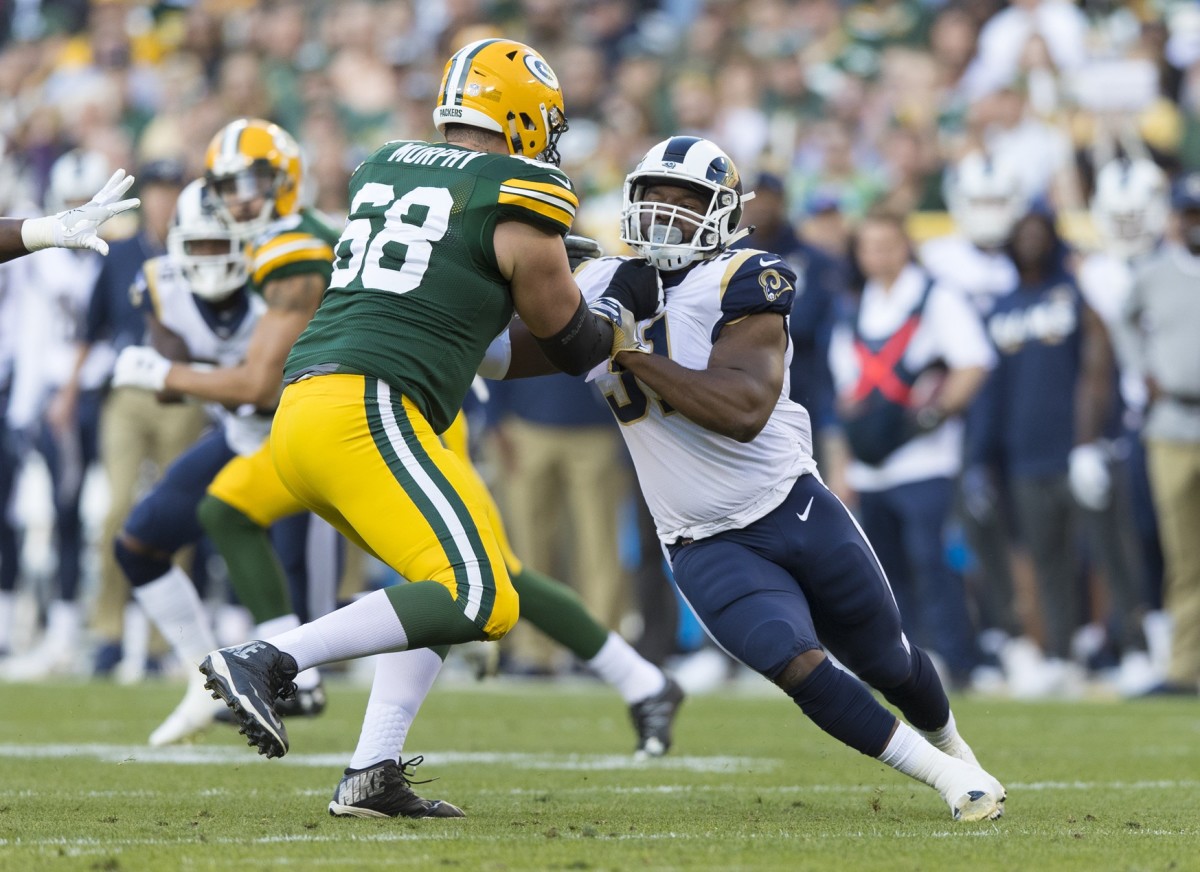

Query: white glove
[112,345,173,392]
[589,296,649,357]
[477,329,512,379]
[1068,442,1111,511]
[20,169,140,256]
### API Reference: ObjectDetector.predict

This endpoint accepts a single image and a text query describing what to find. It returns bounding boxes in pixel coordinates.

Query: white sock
[256,613,321,690]
[0,590,14,650]
[878,721,958,791]
[266,589,409,671]
[46,600,81,647]
[348,647,444,770]
[917,711,980,767]
[132,566,218,664]
[120,603,150,668]
[587,632,667,704]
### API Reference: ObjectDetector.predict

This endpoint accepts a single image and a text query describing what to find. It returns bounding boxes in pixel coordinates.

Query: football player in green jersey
[199,39,662,789]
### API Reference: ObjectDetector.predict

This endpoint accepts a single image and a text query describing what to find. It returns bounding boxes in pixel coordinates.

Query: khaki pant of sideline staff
[1147,439,1200,687]
[90,387,208,645]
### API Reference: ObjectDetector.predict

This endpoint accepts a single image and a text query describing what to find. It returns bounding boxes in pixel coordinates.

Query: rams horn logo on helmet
[524,55,559,89]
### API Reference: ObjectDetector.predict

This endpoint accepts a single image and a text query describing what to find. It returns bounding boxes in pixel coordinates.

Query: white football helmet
[167,179,249,302]
[1091,158,1168,260]
[945,151,1027,249]
[46,149,112,214]
[620,136,755,272]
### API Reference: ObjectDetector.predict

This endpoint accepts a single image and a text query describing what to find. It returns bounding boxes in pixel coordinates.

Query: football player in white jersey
[1074,157,1169,694]
[2,151,118,678]
[918,150,1029,680]
[485,136,1007,822]
[106,179,275,745]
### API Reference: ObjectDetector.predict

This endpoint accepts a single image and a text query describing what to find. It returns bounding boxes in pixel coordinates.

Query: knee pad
[113,536,171,587]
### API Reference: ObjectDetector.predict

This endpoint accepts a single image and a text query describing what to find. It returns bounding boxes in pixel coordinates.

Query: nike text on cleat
[629,676,685,759]
[328,758,465,819]
[199,641,298,759]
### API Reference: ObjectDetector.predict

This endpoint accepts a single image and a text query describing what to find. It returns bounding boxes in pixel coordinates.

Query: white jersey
[919,233,1018,316]
[576,252,817,545]
[0,261,20,391]
[134,255,268,454]
[1078,250,1148,414]
[5,247,105,429]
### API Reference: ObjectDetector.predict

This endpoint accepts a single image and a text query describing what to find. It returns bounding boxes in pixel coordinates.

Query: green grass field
[0,676,1197,871]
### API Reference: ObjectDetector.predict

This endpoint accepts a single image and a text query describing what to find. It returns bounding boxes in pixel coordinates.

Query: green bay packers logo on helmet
[524,55,559,90]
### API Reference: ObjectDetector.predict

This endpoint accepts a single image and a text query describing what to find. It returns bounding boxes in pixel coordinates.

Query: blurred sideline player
[2,151,118,679]
[1074,157,1169,694]
[919,151,1031,686]
[196,39,666,818]
[112,121,344,744]
[489,135,1007,821]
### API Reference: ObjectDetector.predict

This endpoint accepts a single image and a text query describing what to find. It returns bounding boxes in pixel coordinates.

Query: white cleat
[938,759,1006,822]
[149,674,227,746]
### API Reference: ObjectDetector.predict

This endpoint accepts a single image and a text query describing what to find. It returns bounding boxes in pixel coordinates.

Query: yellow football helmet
[204,118,302,237]
[433,38,569,166]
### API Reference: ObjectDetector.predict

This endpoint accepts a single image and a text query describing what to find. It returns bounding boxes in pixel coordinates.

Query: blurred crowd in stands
[2,0,1199,700]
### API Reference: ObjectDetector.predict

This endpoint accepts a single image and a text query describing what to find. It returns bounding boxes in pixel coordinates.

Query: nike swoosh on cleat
[796,496,814,522]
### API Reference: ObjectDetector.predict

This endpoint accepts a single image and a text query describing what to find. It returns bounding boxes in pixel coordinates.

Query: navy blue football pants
[667,472,915,690]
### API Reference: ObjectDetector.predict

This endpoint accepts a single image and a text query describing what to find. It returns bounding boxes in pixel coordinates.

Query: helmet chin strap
[725,225,755,248]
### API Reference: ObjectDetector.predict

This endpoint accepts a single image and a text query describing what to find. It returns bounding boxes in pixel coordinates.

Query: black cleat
[200,641,298,759]
[328,758,465,819]
[629,676,685,758]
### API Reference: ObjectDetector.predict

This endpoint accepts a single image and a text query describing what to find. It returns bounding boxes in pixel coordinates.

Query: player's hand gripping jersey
[284,141,578,434]
[576,251,818,544]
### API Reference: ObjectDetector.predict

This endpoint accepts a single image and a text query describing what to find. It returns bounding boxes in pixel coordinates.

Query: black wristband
[533,296,613,376]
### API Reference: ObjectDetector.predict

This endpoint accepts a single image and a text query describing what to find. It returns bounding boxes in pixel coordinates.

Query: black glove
[565,234,604,271]
[602,259,663,321]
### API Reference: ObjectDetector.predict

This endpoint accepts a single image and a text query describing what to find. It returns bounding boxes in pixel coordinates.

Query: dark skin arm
[0,218,29,263]
[614,312,788,443]
[1075,303,1115,445]
[162,272,326,408]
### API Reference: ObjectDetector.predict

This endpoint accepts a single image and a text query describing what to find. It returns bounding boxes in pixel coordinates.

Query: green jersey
[284,140,579,433]
[249,208,339,293]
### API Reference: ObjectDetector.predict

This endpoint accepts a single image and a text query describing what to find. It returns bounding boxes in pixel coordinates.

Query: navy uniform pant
[668,472,914,690]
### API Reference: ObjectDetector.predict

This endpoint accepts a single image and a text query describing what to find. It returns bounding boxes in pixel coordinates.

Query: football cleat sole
[200,652,289,759]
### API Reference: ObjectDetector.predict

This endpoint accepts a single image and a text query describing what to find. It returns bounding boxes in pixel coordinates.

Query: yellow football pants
[271,374,517,640]
[208,435,306,528]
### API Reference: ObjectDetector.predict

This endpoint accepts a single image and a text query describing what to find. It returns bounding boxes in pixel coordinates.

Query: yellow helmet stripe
[443,38,504,108]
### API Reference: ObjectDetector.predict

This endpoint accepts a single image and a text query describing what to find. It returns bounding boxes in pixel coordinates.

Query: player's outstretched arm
[616,312,788,443]
[0,170,139,262]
